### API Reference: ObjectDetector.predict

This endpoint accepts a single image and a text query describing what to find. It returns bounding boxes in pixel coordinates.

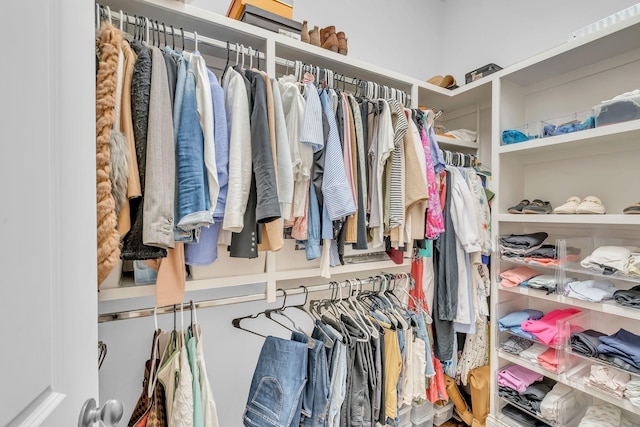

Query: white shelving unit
[489,10,640,426]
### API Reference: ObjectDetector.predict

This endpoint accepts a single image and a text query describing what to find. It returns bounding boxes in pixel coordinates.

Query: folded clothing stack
[499,309,543,340]
[501,404,550,427]
[521,343,549,365]
[578,404,621,427]
[614,284,640,308]
[539,383,573,422]
[624,379,640,407]
[542,116,595,137]
[498,365,544,393]
[499,377,556,414]
[500,232,548,257]
[585,365,630,397]
[581,245,640,276]
[565,279,618,302]
[571,329,606,357]
[525,274,558,292]
[521,308,581,346]
[500,266,541,287]
[537,348,559,373]
[501,336,534,355]
[598,328,640,370]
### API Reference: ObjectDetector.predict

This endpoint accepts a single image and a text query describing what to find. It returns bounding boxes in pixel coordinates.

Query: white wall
[440,0,640,85]
[187,0,445,79]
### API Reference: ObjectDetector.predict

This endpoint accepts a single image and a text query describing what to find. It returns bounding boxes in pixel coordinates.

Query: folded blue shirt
[499,309,544,331]
[598,328,640,367]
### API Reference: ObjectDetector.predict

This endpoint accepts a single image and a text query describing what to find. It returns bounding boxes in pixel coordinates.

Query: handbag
[128,330,168,427]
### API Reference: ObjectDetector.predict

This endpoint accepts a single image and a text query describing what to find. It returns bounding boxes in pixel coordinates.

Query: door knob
[78,398,124,427]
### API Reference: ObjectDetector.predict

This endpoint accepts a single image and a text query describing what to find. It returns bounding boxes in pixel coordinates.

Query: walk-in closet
[4,1,640,426]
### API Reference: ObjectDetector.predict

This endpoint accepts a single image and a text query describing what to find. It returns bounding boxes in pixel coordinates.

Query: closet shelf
[497,214,640,225]
[499,350,640,416]
[101,0,271,49]
[98,258,411,301]
[500,15,640,86]
[416,77,493,112]
[435,135,478,150]
[497,350,560,381]
[498,119,640,159]
[499,286,640,321]
[274,36,412,91]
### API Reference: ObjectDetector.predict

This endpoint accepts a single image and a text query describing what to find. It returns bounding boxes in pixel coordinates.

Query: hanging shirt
[387,99,408,232]
[222,66,252,233]
[370,100,394,248]
[184,51,219,216]
[320,89,355,220]
[271,78,294,220]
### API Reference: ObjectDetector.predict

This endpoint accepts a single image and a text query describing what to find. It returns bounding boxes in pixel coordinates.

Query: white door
[0,0,100,426]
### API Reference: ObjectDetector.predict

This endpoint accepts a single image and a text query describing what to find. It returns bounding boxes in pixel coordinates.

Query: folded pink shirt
[521,308,581,345]
[499,266,541,287]
[537,348,558,372]
[497,365,544,392]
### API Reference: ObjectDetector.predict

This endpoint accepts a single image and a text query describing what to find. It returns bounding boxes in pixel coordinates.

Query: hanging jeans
[243,336,307,427]
[292,331,331,427]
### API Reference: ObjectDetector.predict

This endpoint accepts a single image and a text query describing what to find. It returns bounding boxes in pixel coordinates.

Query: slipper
[507,199,530,214]
[576,196,606,214]
[522,199,552,214]
[554,196,581,214]
[624,202,640,214]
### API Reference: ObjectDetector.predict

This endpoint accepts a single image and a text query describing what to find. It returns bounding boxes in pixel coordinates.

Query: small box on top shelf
[227,0,293,19]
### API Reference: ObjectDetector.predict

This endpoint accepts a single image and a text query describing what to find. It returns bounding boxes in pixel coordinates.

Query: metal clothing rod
[275,57,411,105]
[98,273,410,323]
[102,6,265,60]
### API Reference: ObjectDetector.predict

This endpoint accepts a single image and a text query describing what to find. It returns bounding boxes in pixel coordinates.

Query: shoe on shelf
[309,26,321,47]
[576,196,606,214]
[320,25,335,44]
[507,199,530,214]
[521,199,552,214]
[624,202,640,214]
[554,196,581,214]
[322,33,339,52]
[337,31,348,55]
[301,20,310,43]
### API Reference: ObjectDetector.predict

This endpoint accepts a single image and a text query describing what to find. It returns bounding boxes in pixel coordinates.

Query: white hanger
[235,43,241,65]
[194,31,198,52]
[240,44,246,69]
[145,17,150,44]
[106,6,112,25]
[335,282,370,342]
[119,10,124,32]
[248,47,253,69]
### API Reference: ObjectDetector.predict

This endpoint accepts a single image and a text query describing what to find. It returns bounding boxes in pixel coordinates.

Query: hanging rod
[101,5,265,60]
[98,273,410,323]
[275,57,411,105]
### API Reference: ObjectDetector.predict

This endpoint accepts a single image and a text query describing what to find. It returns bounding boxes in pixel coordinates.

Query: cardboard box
[227,0,293,20]
[240,4,301,34]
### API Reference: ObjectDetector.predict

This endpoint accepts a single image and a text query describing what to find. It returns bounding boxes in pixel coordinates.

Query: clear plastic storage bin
[411,399,434,424]
[540,110,595,138]
[501,122,541,145]
[594,91,640,127]
[399,404,412,427]
[432,401,454,426]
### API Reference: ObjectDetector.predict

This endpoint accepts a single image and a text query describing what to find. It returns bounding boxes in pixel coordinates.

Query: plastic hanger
[170,24,175,50]
[194,31,199,52]
[144,17,150,44]
[221,41,230,82]
[347,279,379,339]
[248,46,253,69]
[162,23,167,47]
[180,27,185,52]
[334,281,370,342]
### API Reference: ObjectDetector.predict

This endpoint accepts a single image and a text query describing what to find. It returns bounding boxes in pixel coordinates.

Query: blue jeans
[244,336,308,427]
[175,61,213,232]
[412,312,436,377]
[293,332,330,427]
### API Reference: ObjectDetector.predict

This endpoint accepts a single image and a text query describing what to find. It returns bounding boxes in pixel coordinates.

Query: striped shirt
[300,81,324,153]
[387,99,408,231]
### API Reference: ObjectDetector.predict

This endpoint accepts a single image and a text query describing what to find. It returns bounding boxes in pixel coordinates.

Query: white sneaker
[554,196,581,214]
[576,196,606,214]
